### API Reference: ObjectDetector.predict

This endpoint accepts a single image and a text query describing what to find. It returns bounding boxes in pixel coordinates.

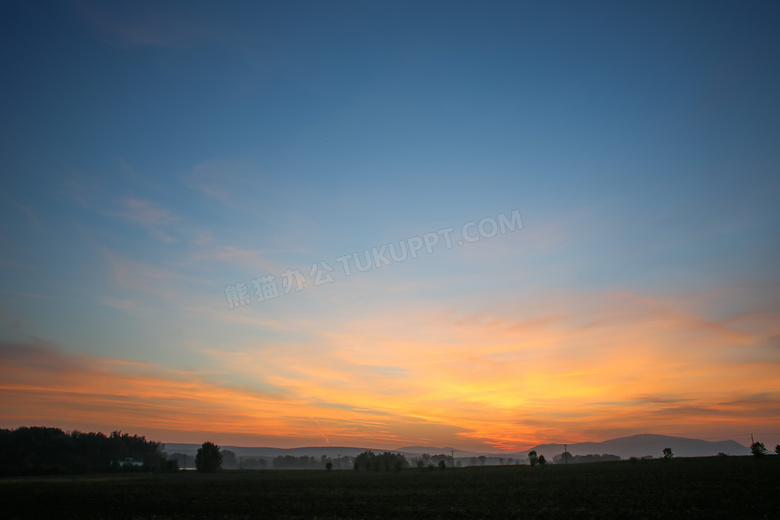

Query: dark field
[1,457,778,519]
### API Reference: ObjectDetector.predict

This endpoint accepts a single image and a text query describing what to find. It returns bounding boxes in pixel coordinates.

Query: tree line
[6,427,776,476]
[353,451,408,471]
[413,453,457,469]
[191,446,411,472]
[192,441,780,473]
[0,426,177,476]
[551,452,621,464]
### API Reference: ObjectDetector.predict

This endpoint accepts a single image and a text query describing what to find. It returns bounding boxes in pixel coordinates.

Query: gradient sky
[1,1,779,452]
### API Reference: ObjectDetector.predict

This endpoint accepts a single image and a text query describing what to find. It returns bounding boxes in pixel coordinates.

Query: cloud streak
[2,279,779,451]
[75,1,219,49]
[0,339,467,448]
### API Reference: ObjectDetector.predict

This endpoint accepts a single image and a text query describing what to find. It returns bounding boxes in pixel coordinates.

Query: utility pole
[451,450,455,467]
[337,454,341,470]
[564,444,568,464]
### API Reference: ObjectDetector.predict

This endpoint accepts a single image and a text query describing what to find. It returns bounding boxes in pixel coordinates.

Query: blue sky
[1,1,779,450]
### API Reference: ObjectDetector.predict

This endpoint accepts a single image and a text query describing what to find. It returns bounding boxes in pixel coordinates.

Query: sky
[1,1,779,453]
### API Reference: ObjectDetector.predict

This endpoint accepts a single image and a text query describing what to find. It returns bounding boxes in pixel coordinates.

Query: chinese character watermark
[224,209,523,308]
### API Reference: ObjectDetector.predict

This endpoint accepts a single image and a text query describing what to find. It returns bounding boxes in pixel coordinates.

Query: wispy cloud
[185,161,274,217]
[0,304,24,334]
[200,285,780,450]
[110,198,180,243]
[190,245,286,276]
[0,339,465,448]
[61,173,102,207]
[0,256,35,271]
[118,158,157,189]
[75,1,219,49]
[3,277,779,451]
[98,298,148,312]
[100,248,211,300]
[62,169,183,243]
[0,195,42,230]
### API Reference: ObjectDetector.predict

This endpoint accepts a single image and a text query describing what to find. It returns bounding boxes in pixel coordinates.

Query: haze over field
[161,434,752,463]
[1,1,779,452]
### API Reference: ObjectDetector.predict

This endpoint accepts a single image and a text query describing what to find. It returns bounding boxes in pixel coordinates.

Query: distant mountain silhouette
[528,434,749,459]
[162,444,370,458]
[163,434,750,462]
[395,446,472,457]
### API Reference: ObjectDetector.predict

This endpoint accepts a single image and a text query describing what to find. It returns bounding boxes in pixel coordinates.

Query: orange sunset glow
[3,285,778,450]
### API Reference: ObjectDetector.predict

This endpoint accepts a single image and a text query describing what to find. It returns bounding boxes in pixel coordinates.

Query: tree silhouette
[552,451,574,464]
[663,448,673,459]
[414,453,432,468]
[750,441,766,458]
[221,449,239,469]
[195,441,222,472]
[538,455,547,465]
[775,445,780,456]
[528,450,538,466]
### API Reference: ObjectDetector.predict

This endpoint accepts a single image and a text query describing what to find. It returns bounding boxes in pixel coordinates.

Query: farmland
[1,456,778,519]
